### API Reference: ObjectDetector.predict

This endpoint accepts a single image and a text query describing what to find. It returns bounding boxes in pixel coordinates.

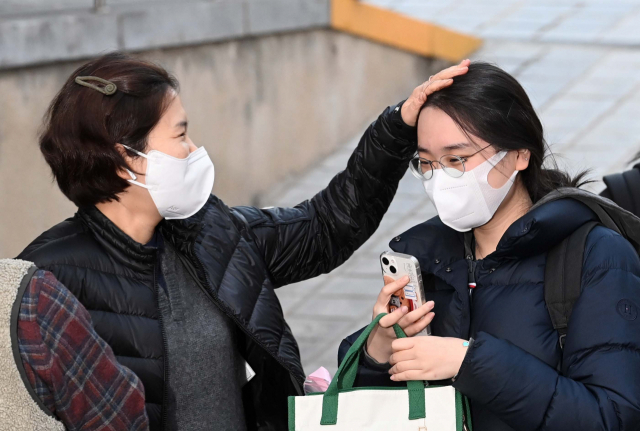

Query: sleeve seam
[583,264,640,282]
[566,343,640,365]
[538,374,561,430]
[452,338,479,386]
[607,396,623,430]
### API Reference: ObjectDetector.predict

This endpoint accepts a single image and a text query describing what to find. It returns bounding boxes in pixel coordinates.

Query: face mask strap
[122,144,148,159]
[480,151,518,185]
[124,169,151,190]
[121,145,152,189]
[479,151,508,171]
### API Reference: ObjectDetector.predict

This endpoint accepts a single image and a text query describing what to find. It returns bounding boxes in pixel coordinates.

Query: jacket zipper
[190,252,304,395]
[154,264,170,431]
[466,255,476,300]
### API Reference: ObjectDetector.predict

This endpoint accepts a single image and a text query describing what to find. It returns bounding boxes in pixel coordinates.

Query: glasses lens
[440,155,465,178]
[410,157,433,180]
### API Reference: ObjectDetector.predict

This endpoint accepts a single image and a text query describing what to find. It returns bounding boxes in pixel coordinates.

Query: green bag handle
[320,313,426,425]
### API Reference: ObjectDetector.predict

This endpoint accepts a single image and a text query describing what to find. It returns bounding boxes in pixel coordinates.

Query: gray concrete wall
[0,0,330,69]
[0,29,444,257]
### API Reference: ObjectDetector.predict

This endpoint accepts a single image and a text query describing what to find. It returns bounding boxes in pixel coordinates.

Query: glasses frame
[409,144,492,180]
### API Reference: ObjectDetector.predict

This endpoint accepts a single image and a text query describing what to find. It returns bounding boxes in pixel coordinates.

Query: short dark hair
[421,62,589,203]
[40,52,179,207]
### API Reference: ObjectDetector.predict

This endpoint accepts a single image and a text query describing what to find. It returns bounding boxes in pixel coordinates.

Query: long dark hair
[421,61,589,203]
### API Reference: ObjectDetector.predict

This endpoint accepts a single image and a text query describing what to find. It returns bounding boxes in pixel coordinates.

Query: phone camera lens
[390,265,397,274]
[382,257,389,265]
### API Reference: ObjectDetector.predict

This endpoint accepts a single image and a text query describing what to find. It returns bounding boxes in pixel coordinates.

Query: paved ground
[261,0,640,376]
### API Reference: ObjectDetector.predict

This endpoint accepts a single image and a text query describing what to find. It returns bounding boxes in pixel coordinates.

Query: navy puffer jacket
[340,198,640,430]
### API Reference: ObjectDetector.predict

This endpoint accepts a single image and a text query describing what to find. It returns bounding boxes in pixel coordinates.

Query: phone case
[380,251,431,336]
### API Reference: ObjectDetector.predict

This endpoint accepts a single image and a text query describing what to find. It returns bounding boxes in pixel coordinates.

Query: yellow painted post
[330,0,482,62]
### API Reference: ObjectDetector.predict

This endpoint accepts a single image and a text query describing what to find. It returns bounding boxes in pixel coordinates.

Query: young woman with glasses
[340,62,640,431]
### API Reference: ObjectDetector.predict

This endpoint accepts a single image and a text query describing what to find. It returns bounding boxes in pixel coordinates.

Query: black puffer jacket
[19,103,416,430]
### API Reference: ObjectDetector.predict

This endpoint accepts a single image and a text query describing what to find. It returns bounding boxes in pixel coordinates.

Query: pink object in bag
[303,367,332,394]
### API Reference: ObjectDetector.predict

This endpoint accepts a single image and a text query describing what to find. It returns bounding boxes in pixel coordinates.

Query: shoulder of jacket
[230,206,264,227]
[583,225,640,273]
[585,225,632,252]
[18,218,98,269]
[392,216,457,251]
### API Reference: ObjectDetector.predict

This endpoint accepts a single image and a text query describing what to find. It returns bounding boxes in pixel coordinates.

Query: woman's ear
[515,149,531,171]
[115,143,143,181]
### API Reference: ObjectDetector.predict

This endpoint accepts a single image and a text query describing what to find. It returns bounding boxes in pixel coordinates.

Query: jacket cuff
[361,346,392,372]
[451,333,489,396]
[451,338,474,382]
[372,100,417,160]
[387,100,418,143]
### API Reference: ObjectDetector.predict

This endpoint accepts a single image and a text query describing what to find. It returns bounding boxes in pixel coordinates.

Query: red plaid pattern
[18,270,149,430]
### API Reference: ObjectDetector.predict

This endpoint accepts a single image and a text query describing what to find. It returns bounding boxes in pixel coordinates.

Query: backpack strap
[602,167,640,216]
[622,167,640,216]
[545,221,599,349]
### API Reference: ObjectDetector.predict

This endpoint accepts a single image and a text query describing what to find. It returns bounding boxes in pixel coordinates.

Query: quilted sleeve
[452,227,640,430]
[235,101,417,287]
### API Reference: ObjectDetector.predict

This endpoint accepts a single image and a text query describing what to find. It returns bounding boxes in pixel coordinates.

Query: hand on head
[401,59,470,127]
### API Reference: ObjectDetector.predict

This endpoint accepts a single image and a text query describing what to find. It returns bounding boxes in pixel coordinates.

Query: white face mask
[123,145,215,220]
[423,151,517,232]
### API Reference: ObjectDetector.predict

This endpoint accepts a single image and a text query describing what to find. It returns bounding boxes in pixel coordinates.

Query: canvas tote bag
[288,313,472,430]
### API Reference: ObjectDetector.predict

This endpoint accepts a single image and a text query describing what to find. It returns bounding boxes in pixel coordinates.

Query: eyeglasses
[409,145,492,180]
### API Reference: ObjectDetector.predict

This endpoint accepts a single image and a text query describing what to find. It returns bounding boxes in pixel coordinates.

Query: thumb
[379,306,408,329]
[401,96,422,127]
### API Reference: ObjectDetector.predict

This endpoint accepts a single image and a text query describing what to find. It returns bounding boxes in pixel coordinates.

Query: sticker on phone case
[404,284,417,300]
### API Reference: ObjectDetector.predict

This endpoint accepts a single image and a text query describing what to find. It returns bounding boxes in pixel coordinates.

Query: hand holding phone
[366,274,435,363]
[380,252,431,336]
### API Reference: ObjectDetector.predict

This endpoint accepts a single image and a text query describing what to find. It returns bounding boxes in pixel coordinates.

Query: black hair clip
[74,76,117,96]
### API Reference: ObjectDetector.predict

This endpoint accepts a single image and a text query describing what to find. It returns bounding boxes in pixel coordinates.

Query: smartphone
[380,251,431,336]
